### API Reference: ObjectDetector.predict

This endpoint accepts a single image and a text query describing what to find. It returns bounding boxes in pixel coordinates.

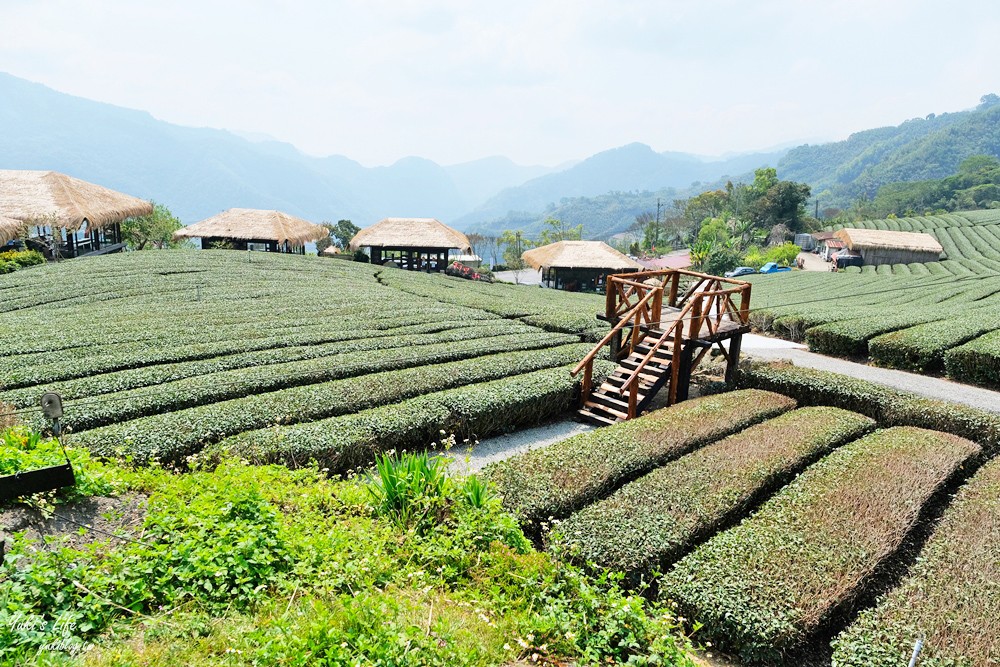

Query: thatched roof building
[349,218,471,271]
[523,241,644,292]
[0,170,152,258]
[0,215,25,245]
[834,228,943,265]
[174,208,326,254]
[0,170,153,232]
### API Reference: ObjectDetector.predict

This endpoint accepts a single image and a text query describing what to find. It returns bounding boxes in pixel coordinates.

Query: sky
[1,0,997,167]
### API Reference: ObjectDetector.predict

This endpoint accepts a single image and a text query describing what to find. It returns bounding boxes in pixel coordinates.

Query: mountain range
[2,71,998,239]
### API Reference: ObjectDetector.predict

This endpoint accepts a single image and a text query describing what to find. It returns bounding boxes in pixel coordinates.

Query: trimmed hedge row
[485,390,796,532]
[74,343,594,465]
[944,328,1000,389]
[831,456,1000,667]
[549,407,875,584]
[805,310,946,358]
[30,330,574,432]
[662,427,981,665]
[203,362,615,472]
[737,361,1000,454]
[0,320,494,406]
[869,313,1000,373]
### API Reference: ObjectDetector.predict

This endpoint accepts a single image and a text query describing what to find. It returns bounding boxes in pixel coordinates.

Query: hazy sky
[1,0,997,167]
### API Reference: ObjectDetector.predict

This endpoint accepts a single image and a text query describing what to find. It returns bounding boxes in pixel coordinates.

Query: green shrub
[662,427,980,665]
[831,457,1000,667]
[550,407,875,584]
[486,389,796,532]
[945,328,1000,389]
[805,310,946,358]
[204,363,609,473]
[869,313,1000,373]
[75,343,593,465]
[737,361,1000,454]
[0,249,45,268]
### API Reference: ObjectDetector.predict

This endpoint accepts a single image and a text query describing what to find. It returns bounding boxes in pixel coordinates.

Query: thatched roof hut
[174,208,326,253]
[523,241,644,292]
[349,218,472,253]
[0,215,25,245]
[835,228,943,265]
[523,241,644,271]
[349,218,471,271]
[0,170,152,231]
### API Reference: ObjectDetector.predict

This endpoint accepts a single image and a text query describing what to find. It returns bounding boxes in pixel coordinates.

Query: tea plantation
[490,370,1000,665]
[749,209,1000,388]
[0,250,608,468]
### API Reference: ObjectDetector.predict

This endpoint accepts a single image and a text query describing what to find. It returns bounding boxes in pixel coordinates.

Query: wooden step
[576,408,618,426]
[587,392,631,412]
[582,400,629,420]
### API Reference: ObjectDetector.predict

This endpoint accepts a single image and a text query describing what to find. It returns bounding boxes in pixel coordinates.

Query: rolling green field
[749,209,1000,387]
[0,250,606,468]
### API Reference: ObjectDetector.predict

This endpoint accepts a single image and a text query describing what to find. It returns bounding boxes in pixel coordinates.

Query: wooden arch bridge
[572,269,752,425]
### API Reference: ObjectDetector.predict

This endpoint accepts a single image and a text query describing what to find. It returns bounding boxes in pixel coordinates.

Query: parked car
[724,266,757,278]
[759,262,792,274]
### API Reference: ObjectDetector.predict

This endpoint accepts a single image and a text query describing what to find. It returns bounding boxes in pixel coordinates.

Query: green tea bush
[805,310,946,358]
[737,361,1000,453]
[204,363,610,473]
[75,343,593,465]
[662,427,980,665]
[486,390,796,532]
[869,313,1000,373]
[550,407,875,583]
[0,249,44,268]
[945,328,1000,389]
[831,457,1000,667]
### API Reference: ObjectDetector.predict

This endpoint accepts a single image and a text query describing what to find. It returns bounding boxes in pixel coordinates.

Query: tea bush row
[550,407,875,585]
[74,343,594,465]
[737,361,1000,453]
[831,456,1000,667]
[869,312,1000,372]
[485,389,796,532]
[944,328,1000,389]
[205,362,615,473]
[662,427,980,665]
[25,329,573,432]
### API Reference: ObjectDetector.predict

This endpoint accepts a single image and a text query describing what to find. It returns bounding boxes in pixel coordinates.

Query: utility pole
[815,199,820,220]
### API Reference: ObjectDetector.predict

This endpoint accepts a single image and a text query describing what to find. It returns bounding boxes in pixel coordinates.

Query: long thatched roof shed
[349,218,471,271]
[523,240,644,292]
[835,228,944,265]
[0,170,153,232]
[174,208,326,253]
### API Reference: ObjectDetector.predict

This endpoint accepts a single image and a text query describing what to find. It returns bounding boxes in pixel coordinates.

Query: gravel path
[743,333,1000,414]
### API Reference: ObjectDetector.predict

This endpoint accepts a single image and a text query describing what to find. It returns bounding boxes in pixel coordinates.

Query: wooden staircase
[573,269,753,426]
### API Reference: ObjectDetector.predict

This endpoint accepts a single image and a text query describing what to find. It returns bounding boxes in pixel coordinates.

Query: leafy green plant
[367,451,450,529]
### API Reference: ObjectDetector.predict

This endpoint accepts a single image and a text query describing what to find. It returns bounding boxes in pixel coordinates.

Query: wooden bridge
[572,269,752,425]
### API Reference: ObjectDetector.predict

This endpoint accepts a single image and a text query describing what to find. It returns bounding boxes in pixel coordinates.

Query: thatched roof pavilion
[523,240,644,292]
[174,208,326,254]
[835,228,943,265]
[349,218,471,271]
[0,170,152,258]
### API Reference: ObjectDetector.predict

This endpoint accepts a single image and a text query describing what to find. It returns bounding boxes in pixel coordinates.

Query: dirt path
[796,250,830,272]
[742,333,1000,414]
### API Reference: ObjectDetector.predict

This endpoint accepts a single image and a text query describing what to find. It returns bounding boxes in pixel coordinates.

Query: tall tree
[317,219,360,253]
[538,217,583,245]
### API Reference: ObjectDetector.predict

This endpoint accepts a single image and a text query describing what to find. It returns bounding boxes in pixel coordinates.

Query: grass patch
[661,427,980,665]
[549,407,875,585]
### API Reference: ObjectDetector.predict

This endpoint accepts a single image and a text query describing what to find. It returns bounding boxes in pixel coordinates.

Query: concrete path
[742,333,1000,414]
[445,420,593,475]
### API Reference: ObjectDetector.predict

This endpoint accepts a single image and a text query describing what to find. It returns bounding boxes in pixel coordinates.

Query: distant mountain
[454,143,787,233]
[778,96,1000,207]
[0,72,552,224]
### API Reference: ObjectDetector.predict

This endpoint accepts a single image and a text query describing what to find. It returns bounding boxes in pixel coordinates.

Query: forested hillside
[780,95,1000,207]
